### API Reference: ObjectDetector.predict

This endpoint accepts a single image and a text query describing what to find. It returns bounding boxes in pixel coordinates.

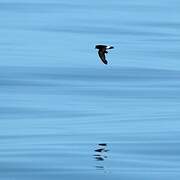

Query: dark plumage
[95,45,114,65]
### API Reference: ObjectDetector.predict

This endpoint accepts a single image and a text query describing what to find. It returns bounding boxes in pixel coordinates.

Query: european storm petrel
[95,45,114,65]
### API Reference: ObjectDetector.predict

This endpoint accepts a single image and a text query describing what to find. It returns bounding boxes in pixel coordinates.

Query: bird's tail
[106,46,114,49]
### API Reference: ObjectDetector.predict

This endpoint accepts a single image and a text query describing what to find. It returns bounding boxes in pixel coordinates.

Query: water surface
[0,0,180,179]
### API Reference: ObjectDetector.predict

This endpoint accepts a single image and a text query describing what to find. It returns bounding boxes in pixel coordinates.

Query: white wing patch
[106,45,112,49]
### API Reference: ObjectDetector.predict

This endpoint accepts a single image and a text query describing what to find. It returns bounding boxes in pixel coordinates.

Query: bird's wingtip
[103,60,108,65]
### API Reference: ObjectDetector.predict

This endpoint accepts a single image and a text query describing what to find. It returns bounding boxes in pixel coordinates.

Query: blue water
[0,0,180,180]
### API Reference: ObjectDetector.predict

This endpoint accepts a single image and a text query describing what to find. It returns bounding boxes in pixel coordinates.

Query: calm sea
[0,0,180,179]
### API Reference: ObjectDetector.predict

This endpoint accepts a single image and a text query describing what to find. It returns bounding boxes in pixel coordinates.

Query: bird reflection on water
[94,143,109,171]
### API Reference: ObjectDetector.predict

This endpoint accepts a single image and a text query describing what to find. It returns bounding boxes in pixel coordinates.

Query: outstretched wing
[98,50,108,64]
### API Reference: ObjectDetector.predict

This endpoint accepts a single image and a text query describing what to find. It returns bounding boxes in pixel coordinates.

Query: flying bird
[95,45,114,65]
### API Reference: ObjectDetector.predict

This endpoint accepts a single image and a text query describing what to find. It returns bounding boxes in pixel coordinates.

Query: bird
[95,45,114,65]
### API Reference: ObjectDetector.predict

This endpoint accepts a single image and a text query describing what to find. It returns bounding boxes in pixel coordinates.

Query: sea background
[0,0,180,179]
